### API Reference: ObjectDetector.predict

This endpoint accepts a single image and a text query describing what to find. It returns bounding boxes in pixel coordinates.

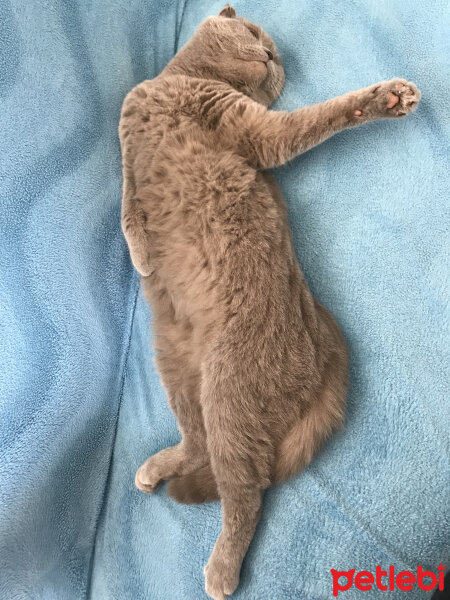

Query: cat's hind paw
[135,460,163,494]
[204,557,239,600]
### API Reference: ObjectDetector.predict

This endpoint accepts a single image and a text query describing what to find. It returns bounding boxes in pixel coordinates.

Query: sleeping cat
[119,5,420,599]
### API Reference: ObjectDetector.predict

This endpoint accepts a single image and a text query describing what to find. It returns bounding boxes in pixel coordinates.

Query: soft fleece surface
[1,1,449,599]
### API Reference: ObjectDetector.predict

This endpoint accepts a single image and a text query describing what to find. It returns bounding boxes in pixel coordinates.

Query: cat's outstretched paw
[354,78,421,119]
[204,555,239,600]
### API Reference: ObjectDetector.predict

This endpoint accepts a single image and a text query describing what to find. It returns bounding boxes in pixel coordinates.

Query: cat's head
[169,5,285,106]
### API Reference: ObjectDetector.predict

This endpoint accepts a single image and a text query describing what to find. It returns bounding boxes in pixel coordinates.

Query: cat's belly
[149,241,221,328]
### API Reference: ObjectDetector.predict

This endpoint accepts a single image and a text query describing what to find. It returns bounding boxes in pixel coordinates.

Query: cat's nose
[266,49,273,61]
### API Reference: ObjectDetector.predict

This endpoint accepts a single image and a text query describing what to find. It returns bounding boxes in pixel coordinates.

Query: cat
[119,5,420,599]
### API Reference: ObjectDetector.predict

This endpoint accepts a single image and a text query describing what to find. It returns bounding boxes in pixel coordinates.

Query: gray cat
[119,5,420,599]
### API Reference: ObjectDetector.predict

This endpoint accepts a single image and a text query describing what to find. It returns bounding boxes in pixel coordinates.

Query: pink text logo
[330,564,446,597]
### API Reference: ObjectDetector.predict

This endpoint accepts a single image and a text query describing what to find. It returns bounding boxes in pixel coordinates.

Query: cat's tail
[274,383,345,483]
[167,464,219,504]
[274,349,348,483]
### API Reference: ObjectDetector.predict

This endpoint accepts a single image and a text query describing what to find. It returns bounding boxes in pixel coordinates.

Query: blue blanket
[1,1,449,599]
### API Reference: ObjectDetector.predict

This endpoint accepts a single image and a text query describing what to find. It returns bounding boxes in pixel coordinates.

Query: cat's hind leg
[200,361,274,599]
[135,365,208,493]
[135,436,206,494]
[167,463,219,504]
[135,288,208,493]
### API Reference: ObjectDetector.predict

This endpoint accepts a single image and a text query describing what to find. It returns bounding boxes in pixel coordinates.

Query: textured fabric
[0,1,449,599]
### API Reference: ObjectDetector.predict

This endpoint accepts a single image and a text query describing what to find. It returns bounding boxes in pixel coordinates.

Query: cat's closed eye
[246,24,260,39]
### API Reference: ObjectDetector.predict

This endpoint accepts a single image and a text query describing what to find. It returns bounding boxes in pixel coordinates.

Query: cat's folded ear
[219,5,236,18]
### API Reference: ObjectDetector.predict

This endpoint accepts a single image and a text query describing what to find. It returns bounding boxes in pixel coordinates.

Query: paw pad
[387,92,400,109]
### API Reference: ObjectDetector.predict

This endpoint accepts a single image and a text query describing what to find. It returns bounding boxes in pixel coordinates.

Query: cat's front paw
[122,217,154,277]
[128,245,154,277]
[355,78,421,119]
[204,552,239,600]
